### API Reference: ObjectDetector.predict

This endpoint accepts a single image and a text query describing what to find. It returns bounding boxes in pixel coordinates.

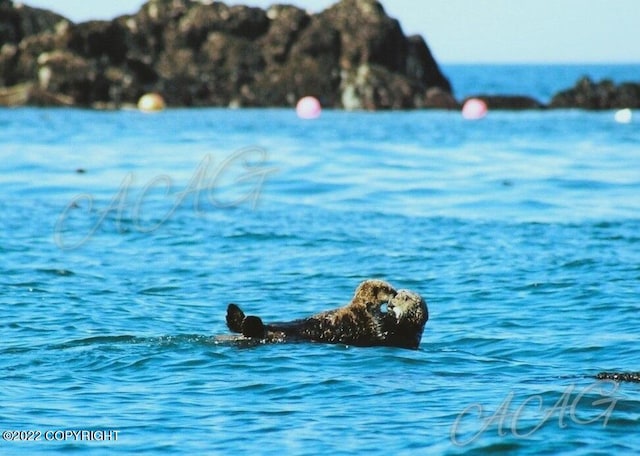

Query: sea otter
[225,279,428,350]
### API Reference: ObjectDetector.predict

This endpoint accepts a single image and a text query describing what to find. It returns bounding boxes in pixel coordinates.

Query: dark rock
[423,87,458,109]
[550,76,640,109]
[259,5,310,65]
[0,82,75,106]
[320,0,408,73]
[464,95,544,110]
[251,6,338,107]
[406,35,451,94]
[340,63,411,110]
[1,0,454,109]
[0,0,66,44]
[171,3,268,50]
[68,20,129,64]
[35,50,94,103]
[258,14,342,106]
[198,32,264,106]
[319,0,452,109]
[0,1,69,87]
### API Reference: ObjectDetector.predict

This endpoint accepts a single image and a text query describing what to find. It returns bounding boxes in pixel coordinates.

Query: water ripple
[2,107,640,454]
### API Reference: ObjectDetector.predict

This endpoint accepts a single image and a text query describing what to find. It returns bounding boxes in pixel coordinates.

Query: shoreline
[1,1,639,111]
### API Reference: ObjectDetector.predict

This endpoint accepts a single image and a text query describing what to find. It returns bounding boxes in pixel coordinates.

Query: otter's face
[354,279,397,308]
[387,290,428,327]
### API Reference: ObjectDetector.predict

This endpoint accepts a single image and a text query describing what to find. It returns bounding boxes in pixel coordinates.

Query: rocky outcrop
[459,77,640,111]
[4,1,637,111]
[0,0,454,109]
[0,0,66,45]
[462,94,544,110]
[550,76,640,110]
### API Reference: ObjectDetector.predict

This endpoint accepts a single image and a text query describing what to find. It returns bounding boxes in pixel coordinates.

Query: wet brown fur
[226,279,428,349]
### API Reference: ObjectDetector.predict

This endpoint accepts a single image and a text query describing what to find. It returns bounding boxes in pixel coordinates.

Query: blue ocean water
[1,65,640,455]
[444,63,640,102]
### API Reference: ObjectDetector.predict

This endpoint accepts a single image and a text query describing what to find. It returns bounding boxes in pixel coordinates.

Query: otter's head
[384,290,428,349]
[352,279,397,310]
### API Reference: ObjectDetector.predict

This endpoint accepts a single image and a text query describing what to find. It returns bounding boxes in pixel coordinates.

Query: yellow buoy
[137,93,166,112]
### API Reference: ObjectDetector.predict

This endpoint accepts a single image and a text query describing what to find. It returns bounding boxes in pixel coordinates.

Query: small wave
[546,177,614,190]
[35,268,76,277]
[52,335,140,350]
[561,258,597,269]
[138,285,182,295]
[51,333,256,351]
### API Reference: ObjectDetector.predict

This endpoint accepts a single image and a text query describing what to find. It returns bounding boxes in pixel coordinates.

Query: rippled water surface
[2,70,640,454]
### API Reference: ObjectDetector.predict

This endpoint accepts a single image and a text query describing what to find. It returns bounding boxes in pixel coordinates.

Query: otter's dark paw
[242,316,266,338]
[226,304,245,333]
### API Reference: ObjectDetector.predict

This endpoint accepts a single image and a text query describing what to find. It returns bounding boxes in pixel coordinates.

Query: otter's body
[226,280,428,350]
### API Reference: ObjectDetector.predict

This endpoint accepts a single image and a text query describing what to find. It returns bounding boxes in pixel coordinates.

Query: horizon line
[439,61,640,66]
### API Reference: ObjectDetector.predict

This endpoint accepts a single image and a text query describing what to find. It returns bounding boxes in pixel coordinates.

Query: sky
[21,0,640,63]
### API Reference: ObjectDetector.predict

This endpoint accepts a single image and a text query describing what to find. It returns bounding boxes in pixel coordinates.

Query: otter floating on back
[225,279,428,350]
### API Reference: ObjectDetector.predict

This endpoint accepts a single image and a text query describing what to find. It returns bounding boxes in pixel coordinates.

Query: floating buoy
[614,108,632,124]
[462,98,488,120]
[138,93,166,112]
[296,96,322,119]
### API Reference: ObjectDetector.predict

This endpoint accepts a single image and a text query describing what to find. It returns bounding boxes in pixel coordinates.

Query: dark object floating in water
[76,168,87,174]
[596,372,640,383]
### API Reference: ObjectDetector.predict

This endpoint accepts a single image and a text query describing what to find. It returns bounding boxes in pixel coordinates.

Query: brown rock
[1,0,453,109]
[464,95,544,110]
[423,87,458,109]
[259,5,310,64]
[550,76,640,109]
[0,0,66,44]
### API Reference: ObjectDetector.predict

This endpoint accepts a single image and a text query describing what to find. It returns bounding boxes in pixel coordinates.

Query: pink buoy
[462,98,488,120]
[296,96,322,119]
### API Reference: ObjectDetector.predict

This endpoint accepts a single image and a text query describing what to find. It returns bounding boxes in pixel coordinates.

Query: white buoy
[614,108,632,124]
[138,93,166,112]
